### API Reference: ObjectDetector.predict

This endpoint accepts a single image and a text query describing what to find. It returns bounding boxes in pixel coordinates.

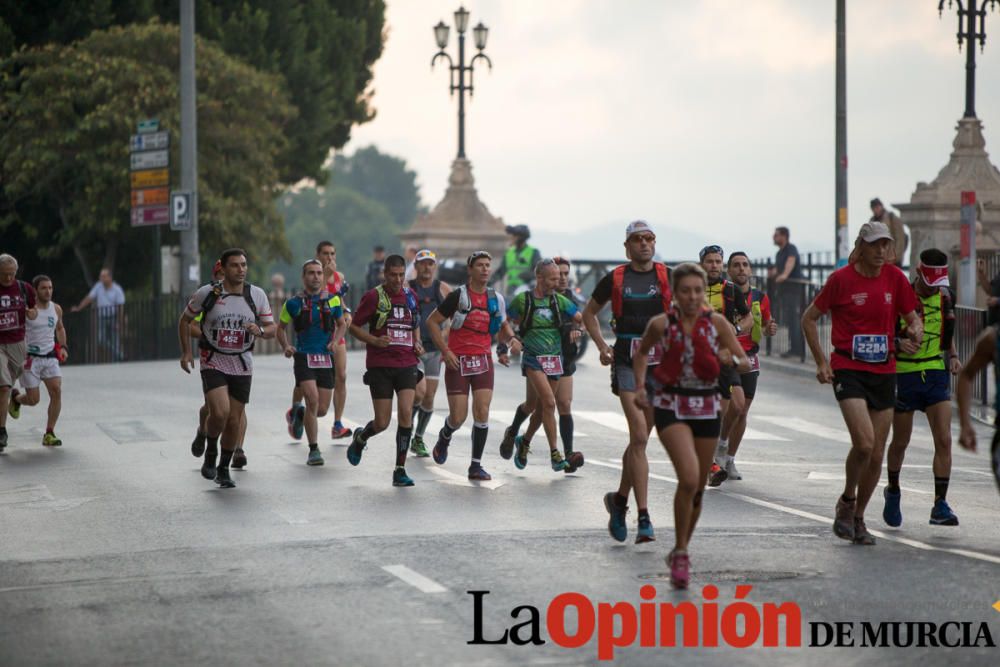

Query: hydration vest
[896,286,955,373]
[609,262,672,324]
[748,287,765,344]
[292,291,338,334]
[373,285,418,330]
[706,279,740,323]
[452,284,505,335]
[517,292,563,338]
[653,306,720,388]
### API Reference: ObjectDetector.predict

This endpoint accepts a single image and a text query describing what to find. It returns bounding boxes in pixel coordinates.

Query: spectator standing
[870,198,907,268]
[769,226,805,358]
[365,246,386,291]
[71,268,126,361]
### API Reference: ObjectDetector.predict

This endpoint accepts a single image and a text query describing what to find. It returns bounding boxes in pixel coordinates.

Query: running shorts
[895,369,950,413]
[201,368,253,404]
[654,407,722,439]
[833,369,895,411]
[364,366,420,400]
[445,354,495,395]
[293,352,335,390]
[21,355,61,389]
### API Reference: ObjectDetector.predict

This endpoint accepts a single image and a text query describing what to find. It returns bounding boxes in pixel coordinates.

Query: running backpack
[292,291,338,334]
[517,292,563,338]
[373,285,418,330]
[610,263,672,323]
[452,285,505,335]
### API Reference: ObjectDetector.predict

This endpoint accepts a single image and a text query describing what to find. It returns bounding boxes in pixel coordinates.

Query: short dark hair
[32,274,52,289]
[383,254,406,270]
[373,245,385,253]
[920,248,948,266]
[301,259,323,274]
[220,248,247,267]
[727,251,749,267]
[316,241,335,254]
[774,226,790,239]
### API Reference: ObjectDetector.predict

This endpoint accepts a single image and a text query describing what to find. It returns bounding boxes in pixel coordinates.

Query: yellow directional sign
[130,169,169,188]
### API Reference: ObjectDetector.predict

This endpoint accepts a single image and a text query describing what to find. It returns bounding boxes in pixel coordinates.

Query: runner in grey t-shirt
[178,249,275,489]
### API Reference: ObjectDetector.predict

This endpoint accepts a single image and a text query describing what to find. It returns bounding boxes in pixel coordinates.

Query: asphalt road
[1,346,998,666]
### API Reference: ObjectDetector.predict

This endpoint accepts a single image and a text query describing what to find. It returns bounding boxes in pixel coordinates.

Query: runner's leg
[838,398,875,501]
[333,342,347,424]
[886,409,914,487]
[301,380,320,445]
[660,423,699,553]
[42,377,61,432]
[525,370,559,450]
[556,376,574,454]
[926,400,954,503]
[727,396,753,457]
[856,407,894,516]
[470,389,493,471]
[617,391,653,514]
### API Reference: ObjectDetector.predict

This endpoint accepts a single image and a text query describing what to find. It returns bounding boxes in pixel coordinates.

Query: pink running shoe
[667,549,691,589]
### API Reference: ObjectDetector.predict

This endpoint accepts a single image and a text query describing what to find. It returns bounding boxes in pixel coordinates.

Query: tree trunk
[102,236,119,275]
[58,203,93,286]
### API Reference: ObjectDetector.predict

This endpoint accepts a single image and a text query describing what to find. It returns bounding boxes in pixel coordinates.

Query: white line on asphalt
[574,410,631,434]
[589,459,677,483]
[755,415,852,444]
[426,466,506,490]
[741,427,791,442]
[805,472,931,495]
[588,459,1000,566]
[382,564,448,593]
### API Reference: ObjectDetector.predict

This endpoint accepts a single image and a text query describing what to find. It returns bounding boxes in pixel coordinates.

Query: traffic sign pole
[180,0,200,297]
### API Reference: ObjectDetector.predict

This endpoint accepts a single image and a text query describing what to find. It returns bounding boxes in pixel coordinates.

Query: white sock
[724,454,734,467]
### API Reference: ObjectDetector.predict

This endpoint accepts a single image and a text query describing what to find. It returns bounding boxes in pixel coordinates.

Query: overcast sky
[346,0,1000,261]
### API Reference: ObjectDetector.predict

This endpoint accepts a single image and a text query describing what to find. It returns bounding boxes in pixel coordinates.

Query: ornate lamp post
[939,0,999,118]
[432,6,492,159]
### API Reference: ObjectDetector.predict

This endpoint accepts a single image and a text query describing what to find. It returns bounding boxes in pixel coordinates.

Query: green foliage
[0,0,386,183]
[0,21,294,289]
[332,145,426,230]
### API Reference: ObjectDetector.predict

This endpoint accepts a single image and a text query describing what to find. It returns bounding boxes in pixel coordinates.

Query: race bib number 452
[217,328,246,351]
[851,335,888,363]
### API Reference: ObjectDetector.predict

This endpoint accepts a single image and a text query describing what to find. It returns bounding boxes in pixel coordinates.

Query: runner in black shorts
[632,263,749,589]
[802,222,921,545]
[277,260,346,466]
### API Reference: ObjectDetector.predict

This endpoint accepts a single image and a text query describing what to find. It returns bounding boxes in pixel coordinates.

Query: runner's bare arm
[178,310,195,373]
[276,320,294,357]
[426,310,449,353]
[957,328,994,452]
[582,298,612,365]
[712,312,750,372]
[329,314,347,352]
[901,309,923,346]
[54,303,68,361]
[801,303,832,383]
[632,314,665,408]
[349,321,389,347]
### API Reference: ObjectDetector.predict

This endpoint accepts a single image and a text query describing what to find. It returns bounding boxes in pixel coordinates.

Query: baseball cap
[857,221,894,243]
[415,249,437,264]
[625,220,654,240]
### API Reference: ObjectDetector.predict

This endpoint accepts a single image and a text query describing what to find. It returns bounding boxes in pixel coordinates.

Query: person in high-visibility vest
[491,224,541,300]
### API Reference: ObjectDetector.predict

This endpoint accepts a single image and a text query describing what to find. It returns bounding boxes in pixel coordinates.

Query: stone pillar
[399,158,508,263]
[896,118,1000,305]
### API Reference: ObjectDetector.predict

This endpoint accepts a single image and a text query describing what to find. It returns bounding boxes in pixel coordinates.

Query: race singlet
[0,311,17,331]
[388,327,414,347]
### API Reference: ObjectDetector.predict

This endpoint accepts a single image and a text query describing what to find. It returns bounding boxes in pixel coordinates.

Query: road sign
[130,205,169,227]
[130,150,169,171]
[137,119,160,134]
[130,131,169,152]
[131,187,169,207]
[130,169,169,188]
[170,191,193,231]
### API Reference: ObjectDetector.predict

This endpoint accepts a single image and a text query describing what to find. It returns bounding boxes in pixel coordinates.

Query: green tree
[0,21,294,286]
[332,145,426,230]
[0,0,385,183]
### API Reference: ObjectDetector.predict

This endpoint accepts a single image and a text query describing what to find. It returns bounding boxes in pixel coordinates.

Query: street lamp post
[431,6,492,159]
[939,0,999,118]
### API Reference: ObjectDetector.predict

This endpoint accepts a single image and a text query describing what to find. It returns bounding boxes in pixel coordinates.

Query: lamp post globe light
[431,5,492,159]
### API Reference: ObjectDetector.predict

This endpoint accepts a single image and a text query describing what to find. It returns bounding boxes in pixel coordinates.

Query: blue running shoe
[346,428,366,466]
[468,465,492,481]
[291,404,305,440]
[307,448,324,466]
[432,432,450,464]
[882,486,902,527]
[603,491,628,542]
[635,515,655,544]
[392,467,415,487]
[513,436,530,470]
[929,499,959,526]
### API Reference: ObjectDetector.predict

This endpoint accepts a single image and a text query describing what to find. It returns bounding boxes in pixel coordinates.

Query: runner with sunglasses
[408,249,451,458]
[582,221,672,543]
[500,258,583,472]
[425,251,520,479]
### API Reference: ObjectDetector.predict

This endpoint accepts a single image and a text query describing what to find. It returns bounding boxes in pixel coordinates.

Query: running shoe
[392,467,415,487]
[191,430,206,457]
[7,389,20,419]
[564,450,585,473]
[513,436,530,470]
[285,408,295,438]
[499,425,517,460]
[42,432,62,447]
[468,465,492,481]
[432,437,449,464]
[307,448,324,466]
[603,492,628,542]
[713,441,727,467]
[291,405,305,440]
[882,486,902,527]
[409,435,430,458]
[635,515,655,544]
[0,427,6,452]
[852,516,875,545]
[346,428,366,466]
[667,550,690,589]
[331,424,352,439]
[201,455,217,480]
[232,448,247,469]
[929,499,959,526]
[833,497,856,541]
[725,458,741,480]
[215,467,236,489]
[550,449,569,472]
[707,462,728,487]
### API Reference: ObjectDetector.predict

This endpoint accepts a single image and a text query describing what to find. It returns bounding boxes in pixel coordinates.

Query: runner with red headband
[802,221,922,545]
[882,248,962,527]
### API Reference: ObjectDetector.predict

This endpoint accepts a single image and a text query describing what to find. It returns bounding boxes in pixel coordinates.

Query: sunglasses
[467,250,492,266]
[629,234,656,244]
[699,245,724,260]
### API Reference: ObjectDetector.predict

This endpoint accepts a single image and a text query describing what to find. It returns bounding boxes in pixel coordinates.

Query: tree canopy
[0,21,294,288]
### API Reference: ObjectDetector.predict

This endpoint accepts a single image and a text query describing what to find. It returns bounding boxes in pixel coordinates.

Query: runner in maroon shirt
[347,254,425,487]
[802,221,922,545]
[0,253,37,451]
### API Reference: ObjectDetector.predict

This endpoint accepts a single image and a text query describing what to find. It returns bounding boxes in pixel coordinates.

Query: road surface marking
[589,459,677,483]
[755,416,852,444]
[382,565,448,593]
[426,466,505,490]
[574,410,631,434]
[0,484,53,505]
[805,472,931,495]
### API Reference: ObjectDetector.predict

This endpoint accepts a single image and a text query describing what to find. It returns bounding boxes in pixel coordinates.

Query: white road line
[755,416,852,444]
[575,410,631,434]
[741,427,790,442]
[591,459,1000,566]
[381,564,449,593]
[805,472,931,495]
[589,459,677,483]
[426,466,506,490]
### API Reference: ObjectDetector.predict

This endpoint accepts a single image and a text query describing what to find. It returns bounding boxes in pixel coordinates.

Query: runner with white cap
[882,248,962,527]
[801,221,922,545]
[408,249,451,458]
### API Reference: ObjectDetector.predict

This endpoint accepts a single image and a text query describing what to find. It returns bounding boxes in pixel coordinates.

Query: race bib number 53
[851,335,888,363]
